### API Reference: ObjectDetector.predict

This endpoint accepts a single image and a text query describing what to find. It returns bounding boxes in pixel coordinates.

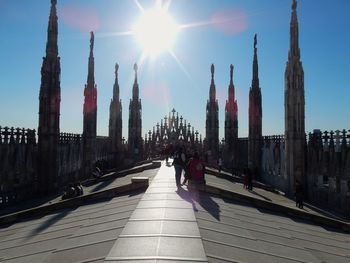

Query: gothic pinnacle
[134,63,138,84]
[252,33,259,88]
[230,64,234,85]
[90,31,94,55]
[289,0,300,59]
[132,63,139,100]
[113,63,119,101]
[46,0,58,57]
[211,64,215,85]
[87,31,95,85]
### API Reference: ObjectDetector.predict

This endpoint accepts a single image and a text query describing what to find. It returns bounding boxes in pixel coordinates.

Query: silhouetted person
[173,147,186,188]
[188,152,205,185]
[246,167,253,190]
[218,157,223,174]
[295,180,304,208]
[92,165,102,179]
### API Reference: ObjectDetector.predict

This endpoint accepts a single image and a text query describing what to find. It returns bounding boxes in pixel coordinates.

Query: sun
[133,6,179,58]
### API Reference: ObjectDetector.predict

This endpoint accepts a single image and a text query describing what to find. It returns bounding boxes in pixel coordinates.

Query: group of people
[172,147,205,189]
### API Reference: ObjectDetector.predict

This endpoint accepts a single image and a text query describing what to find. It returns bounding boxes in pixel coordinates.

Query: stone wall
[260,130,350,215]
[0,127,115,208]
[0,127,37,207]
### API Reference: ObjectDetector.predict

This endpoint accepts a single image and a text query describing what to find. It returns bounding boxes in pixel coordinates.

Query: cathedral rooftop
[0,161,349,263]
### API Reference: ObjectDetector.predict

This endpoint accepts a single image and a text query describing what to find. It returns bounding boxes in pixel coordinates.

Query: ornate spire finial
[90,31,94,53]
[134,63,138,83]
[289,0,300,59]
[115,63,119,75]
[252,33,259,89]
[254,34,257,49]
[46,0,58,57]
[230,64,234,84]
[211,63,215,86]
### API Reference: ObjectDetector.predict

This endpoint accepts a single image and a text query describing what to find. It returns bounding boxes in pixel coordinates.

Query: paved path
[105,162,208,262]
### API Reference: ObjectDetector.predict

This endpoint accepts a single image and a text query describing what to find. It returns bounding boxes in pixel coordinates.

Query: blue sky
[0,0,349,140]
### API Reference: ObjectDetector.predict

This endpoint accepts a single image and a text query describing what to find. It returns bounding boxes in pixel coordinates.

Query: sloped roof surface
[195,193,350,263]
[0,192,142,263]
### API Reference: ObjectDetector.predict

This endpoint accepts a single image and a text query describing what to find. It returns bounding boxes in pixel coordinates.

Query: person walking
[295,180,304,208]
[173,146,186,188]
[246,167,253,190]
[218,157,223,174]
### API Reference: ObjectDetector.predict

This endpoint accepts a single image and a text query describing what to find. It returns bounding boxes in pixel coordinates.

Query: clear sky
[0,0,349,140]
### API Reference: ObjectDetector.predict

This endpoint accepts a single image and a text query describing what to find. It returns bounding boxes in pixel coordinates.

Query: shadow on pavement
[248,190,272,201]
[24,209,71,240]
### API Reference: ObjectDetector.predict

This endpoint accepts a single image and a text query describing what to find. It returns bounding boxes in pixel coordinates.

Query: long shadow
[175,186,221,220]
[175,187,199,212]
[198,192,221,221]
[91,178,115,193]
[248,190,272,201]
[24,209,71,240]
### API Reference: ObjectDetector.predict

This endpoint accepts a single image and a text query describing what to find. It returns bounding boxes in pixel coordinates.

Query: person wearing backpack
[173,146,186,188]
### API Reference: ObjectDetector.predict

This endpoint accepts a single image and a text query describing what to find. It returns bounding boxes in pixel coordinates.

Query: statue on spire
[51,0,57,5]
[230,64,234,82]
[90,31,94,53]
[115,63,119,75]
[134,63,138,75]
[211,64,214,78]
[292,0,297,11]
[254,34,257,49]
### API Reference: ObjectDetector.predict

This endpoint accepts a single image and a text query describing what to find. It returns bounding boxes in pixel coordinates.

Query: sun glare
[133,7,179,58]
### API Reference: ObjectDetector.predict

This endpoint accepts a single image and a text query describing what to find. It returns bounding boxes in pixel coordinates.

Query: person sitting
[92,165,102,179]
[62,183,77,200]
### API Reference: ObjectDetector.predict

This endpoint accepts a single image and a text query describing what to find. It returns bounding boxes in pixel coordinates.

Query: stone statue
[115,63,119,75]
[90,31,94,52]
[292,0,297,10]
[254,34,257,49]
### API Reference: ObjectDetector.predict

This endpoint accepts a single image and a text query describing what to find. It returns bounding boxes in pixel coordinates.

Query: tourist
[188,152,205,184]
[173,146,186,188]
[295,180,304,208]
[218,157,223,174]
[245,167,253,190]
